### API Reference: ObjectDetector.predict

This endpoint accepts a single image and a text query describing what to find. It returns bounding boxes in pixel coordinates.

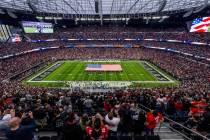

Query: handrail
[138,104,210,140]
[162,123,191,140]
[164,117,210,140]
[137,104,191,140]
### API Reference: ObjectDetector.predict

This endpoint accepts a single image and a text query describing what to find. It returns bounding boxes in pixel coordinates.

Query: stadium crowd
[0,47,210,140]
[0,42,68,57]
[140,41,210,58]
[26,27,210,43]
[1,47,210,82]
[1,41,210,64]
[1,27,210,61]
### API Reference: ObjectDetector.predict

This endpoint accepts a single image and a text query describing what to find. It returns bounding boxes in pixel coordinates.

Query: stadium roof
[0,0,209,16]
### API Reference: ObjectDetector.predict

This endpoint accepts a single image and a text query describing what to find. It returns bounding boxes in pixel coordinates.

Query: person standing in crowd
[0,109,15,130]
[5,111,36,140]
[86,113,108,140]
[197,106,210,132]
[84,96,93,114]
[133,111,146,136]
[117,104,133,134]
[105,110,120,137]
[62,112,83,140]
[80,114,90,139]
[146,110,163,136]
[146,110,156,136]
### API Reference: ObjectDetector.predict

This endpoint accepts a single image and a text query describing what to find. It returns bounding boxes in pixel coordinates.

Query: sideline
[27,61,62,82]
[142,61,174,82]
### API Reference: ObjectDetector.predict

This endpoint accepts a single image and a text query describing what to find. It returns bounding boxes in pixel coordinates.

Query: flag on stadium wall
[190,17,210,32]
[85,64,122,71]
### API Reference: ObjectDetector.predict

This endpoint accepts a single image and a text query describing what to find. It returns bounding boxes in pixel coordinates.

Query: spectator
[105,110,120,136]
[5,111,35,140]
[62,112,83,140]
[86,114,108,140]
[197,107,210,132]
[133,111,146,135]
[146,110,156,136]
[84,96,93,114]
[80,114,90,139]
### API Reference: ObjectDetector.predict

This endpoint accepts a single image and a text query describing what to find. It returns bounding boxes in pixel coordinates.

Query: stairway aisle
[155,123,185,140]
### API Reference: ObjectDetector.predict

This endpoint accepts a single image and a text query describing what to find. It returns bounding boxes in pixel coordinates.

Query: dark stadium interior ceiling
[0,0,209,16]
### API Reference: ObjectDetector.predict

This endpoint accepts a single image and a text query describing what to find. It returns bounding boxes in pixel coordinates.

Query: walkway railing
[138,104,210,140]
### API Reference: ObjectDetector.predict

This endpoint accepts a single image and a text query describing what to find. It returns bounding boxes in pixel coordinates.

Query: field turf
[25,60,178,88]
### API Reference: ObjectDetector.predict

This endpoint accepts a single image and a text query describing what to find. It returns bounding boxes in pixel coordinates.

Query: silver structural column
[96,0,103,26]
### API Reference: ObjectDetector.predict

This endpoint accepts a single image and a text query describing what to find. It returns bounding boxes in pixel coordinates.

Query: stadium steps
[35,131,58,140]
[154,123,184,140]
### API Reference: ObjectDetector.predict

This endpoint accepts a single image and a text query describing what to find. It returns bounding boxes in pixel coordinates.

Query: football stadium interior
[0,0,210,140]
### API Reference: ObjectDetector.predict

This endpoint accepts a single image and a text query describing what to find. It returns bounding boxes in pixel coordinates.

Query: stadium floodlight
[103,18,129,21]
[36,16,43,19]
[158,16,169,22]
[53,17,62,20]
[77,17,129,21]
[45,17,53,20]
[152,16,161,19]
[143,16,152,19]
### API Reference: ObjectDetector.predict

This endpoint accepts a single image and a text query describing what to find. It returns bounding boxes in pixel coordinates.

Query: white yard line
[27,60,176,87]
[84,60,121,62]
[27,61,61,82]
[143,61,174,82]
[27,80,175,83]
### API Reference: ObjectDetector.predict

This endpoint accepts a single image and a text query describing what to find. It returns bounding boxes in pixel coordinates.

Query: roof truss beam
[126,0,141,14]
[63,0,79,14]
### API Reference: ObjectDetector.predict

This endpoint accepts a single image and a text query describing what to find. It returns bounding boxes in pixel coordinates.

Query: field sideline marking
[143,61,174,82]
[27,60,176,85]
[27,80,175,83]
[84,60,121,62]
[27,61,62,82]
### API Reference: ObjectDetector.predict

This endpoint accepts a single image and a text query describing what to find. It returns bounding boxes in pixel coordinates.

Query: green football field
[25,60,178,88]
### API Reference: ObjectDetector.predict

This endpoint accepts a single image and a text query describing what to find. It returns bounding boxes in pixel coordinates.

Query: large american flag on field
[85,64,122,71]
[190,17,210,32]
